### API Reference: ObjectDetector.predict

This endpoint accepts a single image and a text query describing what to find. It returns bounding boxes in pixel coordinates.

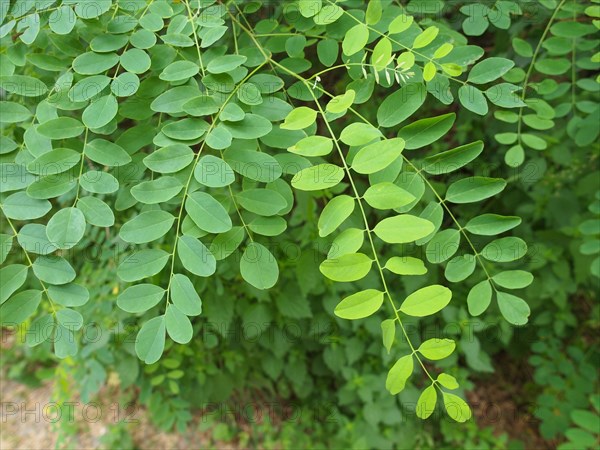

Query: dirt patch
[0,376,221,450]
[468,353,551,450]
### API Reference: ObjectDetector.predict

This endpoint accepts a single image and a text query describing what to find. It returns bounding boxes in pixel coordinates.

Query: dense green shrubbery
[1,0,598,448]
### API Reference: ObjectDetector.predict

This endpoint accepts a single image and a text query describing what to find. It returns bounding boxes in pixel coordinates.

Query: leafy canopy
[0,0,541,422]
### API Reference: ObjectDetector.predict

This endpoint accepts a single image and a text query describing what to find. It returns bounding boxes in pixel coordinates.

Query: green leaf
[318,195,355,238]
[224,148,282,183]
[458,85,489,115]
[69,75,111,102]
[236,189,287,217]
[119,211,175,244]
[32,256,76,285]
[162,119,209,141]
[389,15,414,34]
[398,113,456,150]
[386,355,413,395]
[117,249,170,282]
[211,227,245,261]
[512,38,533,57]
[328,228,365,259]
[83,94,118,129]
[492,271,533,289]
[373,215,435,244]
[195,155,235,188]
[416,385,437,419]
[56,308,84,331]
[2,192,51,220]
[445,254,476,283]
[418,338,456,360]
[177,235,217,277]
[571,410,599,433]
[340,123,382,146]
[465,214,521,236]
[27,149,81,175]
[144,144,194,173]
[166,304,193,344]
[120,48,151,74]
[135,316,166,364]
[131,177,183,205]
[159,61,200,82]
[37,117,85,139]
[240,243,279,290]
[0,234,11,264]
[291,164,345,191]
[26,314,55,347]
[443,393,472,422]
[351,138,405,174]
[334,289,384,320]
[249,216,287,237]
[85,139,131,167]
[298,0,322,18]
[319,253,373,282]
[385,257,427,276]
[17,224,57,255]
[400,285,452,317]
[313,4,343,24]
[27,172,76,199]
[0,265,28,304]
[54,324,77,359]
[0,102,32,123]
[534,58,571,75]
[342,24,369,56]
[80,171,119,194]
[496,291,530,325]
[73,52,120,75]
[281,107,318,130]
[467,280,493,316]
[468,57,515,84]
[373,40,392,72]
[426,229,460,264]
[170,274,202,316]
[76,197,115,227]
[366,0,383,25]
[46,207,86,250]
[152,86,201,114]
[482,237,528,262]
[437,373,459,390]
[206,55,247,74]
[1,290,42,325]
[445,177,506,204]
[47,284,89,307]
[413,26,439,49]
[381,319,395,353]
[185,191,232,234]
[288,136,333,157]
[377,83,427,127]
[0,164,35,193]
[364,182,415,210]
[326,90,355,114]
[0,75,48,97]
[486,84,526,109]
[182,95,219,118]
[49,5,76,34]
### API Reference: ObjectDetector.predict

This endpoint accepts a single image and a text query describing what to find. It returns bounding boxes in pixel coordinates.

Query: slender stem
[517,0,567,145]
[227,9,435,380]
[72,128,89,207]
[184,0,206,76]
[164,62,268,303]
[306,84,434,381]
